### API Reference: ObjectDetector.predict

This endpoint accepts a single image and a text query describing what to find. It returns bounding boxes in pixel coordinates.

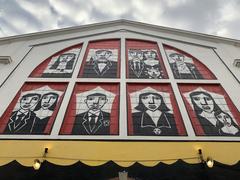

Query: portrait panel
[127,84,186,136]
[30,44,82,78]
[78,40,120,78]
[126,40,168,79]
[179,84,240,136]
[164,44,216,79]
[60,83,119,135]
[0,82,67,134]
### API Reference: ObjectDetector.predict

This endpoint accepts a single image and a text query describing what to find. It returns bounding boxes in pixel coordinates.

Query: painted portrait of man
[181,86,240,136]
[72,93,110,135]
[81,49,118,78]
[164,44,217,80]
[128,86,186,136]
[59,85,119,135]
[0,84,65,134]
[128,49,145,78]
[168,52,202,79]
[4,93,41,134]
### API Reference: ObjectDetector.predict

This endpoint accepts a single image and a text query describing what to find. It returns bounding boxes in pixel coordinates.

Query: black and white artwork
[184,87,240,136]
[130,87,178,136]
[81,49,118,78]
[42,47,81,78]
[4,86,63,134]
[72,86,116,135]
[165,49,203,79]
[128,49,164,79]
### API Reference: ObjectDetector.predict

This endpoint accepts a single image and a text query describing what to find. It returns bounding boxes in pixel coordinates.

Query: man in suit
[42,53,76,78]
[4,93,41,134]
[168,52,203,79]
[128,49,146,78]
[72,93,110,135]
[82,49,118,78]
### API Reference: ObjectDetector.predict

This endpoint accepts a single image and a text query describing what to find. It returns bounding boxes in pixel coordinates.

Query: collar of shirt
[88,110,100,123]
[199,111,218,126]
[16,110,28,117]
[146,109,162,127]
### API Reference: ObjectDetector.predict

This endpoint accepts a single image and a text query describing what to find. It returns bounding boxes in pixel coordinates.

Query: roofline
[1,19,240,45]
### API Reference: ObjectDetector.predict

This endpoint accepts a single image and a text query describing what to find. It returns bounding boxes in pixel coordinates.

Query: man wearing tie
[4,93,41,134]
[72,93,110,135]
[128,49,145,78]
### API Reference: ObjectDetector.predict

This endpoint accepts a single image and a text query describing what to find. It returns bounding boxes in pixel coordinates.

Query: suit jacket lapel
[8,111,17,132]
[141,112,171,128]
[141,112,156,128]
[82,112,91,134]
[93,62,111,76]
[93,63,101,75]
[157,113,171,128]
[14,112,31,132]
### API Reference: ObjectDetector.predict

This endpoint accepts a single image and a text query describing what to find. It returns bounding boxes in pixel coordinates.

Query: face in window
[216,112,232,127]
[85,94,107,111]
[144,59,161,78]
[141,93,162,111]
[95,50,112,63]
[129,50,143,61]
[144,50,157,60]
[192,93,214,113]
[170,53,184,62]
[41,93,58,110]
[145,65,161,78]
[20,94,40,110]
[59,54,75,62]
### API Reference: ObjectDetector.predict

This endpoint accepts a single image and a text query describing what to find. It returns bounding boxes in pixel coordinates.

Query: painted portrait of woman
[189,91,240,136]
[127,85,187,137]
[132,91,178,136]
[0,84,66,135]
[33,92,59,133]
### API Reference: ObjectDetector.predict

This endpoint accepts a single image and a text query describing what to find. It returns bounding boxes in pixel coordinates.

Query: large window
[1,38,238,139]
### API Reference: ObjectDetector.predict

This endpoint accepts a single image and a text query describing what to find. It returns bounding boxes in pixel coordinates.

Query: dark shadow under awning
[1,160,240,180]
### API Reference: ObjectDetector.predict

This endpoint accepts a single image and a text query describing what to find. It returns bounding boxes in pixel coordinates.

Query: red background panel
[126,39,168,78]
[0,82,68,134]
[78,39,121,78]
[163,44,216,80]
[127,83,186,136]
[29,44,82,77]
[60,83,120,135]
[178,84,240,136]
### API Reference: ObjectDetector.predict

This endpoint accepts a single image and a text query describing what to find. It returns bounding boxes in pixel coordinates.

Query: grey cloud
[160,0,221,33]
[1,0,43,32]
[57,15,78,28]
[0,0,240,39]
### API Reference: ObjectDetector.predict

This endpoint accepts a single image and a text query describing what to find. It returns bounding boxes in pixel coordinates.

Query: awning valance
[0,141,240,167]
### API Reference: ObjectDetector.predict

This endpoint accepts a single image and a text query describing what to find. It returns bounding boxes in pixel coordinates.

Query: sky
[0,0,240,39]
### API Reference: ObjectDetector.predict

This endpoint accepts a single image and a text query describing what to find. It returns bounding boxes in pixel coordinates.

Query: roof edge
[0,19,240,46]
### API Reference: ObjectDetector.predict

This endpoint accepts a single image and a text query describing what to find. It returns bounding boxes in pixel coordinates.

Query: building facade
[0,20,240,179]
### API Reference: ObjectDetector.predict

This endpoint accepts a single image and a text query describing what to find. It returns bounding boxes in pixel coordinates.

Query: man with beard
[132,92,178,136]
[128,49,145,78]
[82,49,118,78]
[4,93,41,134]
[72,93,110,135]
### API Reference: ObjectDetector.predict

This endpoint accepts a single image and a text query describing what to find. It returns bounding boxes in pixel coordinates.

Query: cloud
[0,0,240,39]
